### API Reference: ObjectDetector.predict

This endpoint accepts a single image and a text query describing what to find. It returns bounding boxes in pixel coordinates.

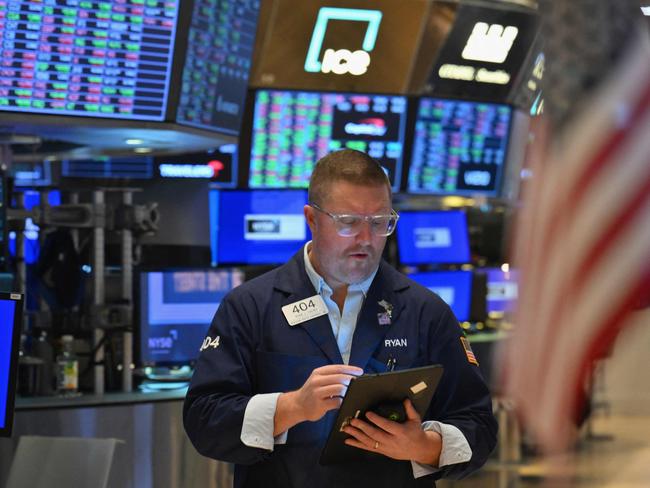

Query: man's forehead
[321,181,391,210]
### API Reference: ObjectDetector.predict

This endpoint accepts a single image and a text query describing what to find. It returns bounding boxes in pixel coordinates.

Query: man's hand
[274,364,363,436]
[343,399,442,466]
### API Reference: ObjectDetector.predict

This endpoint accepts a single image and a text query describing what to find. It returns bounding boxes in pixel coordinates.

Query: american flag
[501,32,650,453]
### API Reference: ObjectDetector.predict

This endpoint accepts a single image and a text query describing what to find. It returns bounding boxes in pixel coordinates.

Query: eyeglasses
[309,202,399,237]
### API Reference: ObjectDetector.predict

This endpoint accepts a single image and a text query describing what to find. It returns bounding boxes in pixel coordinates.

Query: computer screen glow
[408,98,511,196]
[249,90,407,190]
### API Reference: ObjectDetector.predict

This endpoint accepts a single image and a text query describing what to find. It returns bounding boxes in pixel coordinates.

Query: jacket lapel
[274,248,343,364]
[348,262,409,369]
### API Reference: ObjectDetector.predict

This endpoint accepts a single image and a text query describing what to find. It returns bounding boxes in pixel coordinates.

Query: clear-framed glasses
[309,202,399,237]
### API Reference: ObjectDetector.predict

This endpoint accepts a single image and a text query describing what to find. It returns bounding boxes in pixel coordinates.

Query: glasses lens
[334,215,362,236]
[333,214,398,237]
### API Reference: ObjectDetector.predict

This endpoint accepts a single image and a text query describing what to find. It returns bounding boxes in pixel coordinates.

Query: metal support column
[93,190,105,395]
[14,192,26,294]
[121,190,133,392]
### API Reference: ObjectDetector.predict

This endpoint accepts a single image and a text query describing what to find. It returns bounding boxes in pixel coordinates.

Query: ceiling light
[125,138,144,145]
[134,147,152,154]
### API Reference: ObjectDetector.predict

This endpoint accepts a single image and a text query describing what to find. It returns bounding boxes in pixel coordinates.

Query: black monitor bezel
[0,292,24,438]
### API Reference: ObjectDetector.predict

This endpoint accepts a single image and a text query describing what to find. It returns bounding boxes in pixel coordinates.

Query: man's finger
[314,364,363,377]
[404,398,420,421]
[364,411,400,435]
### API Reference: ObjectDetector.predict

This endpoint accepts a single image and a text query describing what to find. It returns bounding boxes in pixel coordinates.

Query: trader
[184,149,497,487]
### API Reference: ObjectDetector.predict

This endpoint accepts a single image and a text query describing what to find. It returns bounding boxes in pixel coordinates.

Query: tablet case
[319,364,444,465]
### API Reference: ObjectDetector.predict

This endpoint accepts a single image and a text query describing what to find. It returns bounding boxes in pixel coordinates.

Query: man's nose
[354,219,373,244]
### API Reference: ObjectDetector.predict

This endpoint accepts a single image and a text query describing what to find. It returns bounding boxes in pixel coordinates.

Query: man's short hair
[308,149,392,205]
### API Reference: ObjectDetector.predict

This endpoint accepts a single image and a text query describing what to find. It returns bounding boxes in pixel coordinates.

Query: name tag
[282,295,328,326]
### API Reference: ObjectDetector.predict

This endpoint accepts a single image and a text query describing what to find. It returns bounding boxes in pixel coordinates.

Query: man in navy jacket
[184,149,497,487]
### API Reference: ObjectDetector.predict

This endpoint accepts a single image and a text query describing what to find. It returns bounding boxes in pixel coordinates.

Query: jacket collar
[273,247,411,368]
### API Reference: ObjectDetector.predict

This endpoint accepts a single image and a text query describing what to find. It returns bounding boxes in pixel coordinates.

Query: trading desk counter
[0,388,231,488]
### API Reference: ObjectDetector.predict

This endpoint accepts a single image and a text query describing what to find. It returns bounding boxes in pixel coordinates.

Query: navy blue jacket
[184,249,497,488]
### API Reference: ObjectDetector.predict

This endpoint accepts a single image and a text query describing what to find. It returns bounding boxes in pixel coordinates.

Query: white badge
[282,294,328,326]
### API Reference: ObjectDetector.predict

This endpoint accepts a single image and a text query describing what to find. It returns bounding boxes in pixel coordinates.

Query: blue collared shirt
[303,241,376,364]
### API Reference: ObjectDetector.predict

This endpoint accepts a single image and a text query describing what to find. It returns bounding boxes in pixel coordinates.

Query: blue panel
[0,298,17,430]
[212,190,311,265]
[408,270,472,322]
[397,210,471,265]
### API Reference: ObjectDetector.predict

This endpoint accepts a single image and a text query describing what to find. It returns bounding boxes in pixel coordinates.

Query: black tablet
[320,364,444,465]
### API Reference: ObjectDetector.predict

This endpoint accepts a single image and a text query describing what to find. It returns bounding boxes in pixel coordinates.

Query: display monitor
[155,144,237,187]
[62,156,153,179]
[10,160,52,187]
[0,292,24,437]
[407,270,472,322]
[482,267,519,314]
[210,189,310,265]
[396,210,471,265]
[407,98,512,196]
[138,268,244,366]
[175,0,259,134]
[248,89,408,190]
[0,0,180,121]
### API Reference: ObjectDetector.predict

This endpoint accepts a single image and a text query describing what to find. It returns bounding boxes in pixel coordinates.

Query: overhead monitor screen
[155,143,237,187]
[210,189,310,265]
[0,293,23,437]
[62,156,153,179]
[408,270,472,322]
[176,0,260,133]
[248,89,407,190]
[139,268,244,366]
[482,267,518,314]
[407,98,512,196]
[397,210,471,265]
[0,0,179,121]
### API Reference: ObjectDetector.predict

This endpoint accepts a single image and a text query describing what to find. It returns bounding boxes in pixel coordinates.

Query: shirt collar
[303,241,377,297]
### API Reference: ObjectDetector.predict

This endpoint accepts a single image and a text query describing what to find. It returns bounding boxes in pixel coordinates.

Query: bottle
[33,331,54,395]
[56,335,79,395]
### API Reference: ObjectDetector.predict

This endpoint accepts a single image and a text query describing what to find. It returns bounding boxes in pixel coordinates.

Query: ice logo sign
[462,22,519,64]
[304,7,382,76]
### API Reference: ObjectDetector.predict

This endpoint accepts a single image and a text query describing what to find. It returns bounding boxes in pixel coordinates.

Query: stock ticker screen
[0,0,179,121]
[176,0,259,134]
[407,98,512,196]
[248,90,407,190]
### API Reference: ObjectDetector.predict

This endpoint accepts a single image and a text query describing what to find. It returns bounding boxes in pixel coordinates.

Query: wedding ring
[374,441,379,449]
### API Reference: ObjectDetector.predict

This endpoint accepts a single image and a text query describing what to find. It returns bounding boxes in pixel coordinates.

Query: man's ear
[304,204,316,233]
